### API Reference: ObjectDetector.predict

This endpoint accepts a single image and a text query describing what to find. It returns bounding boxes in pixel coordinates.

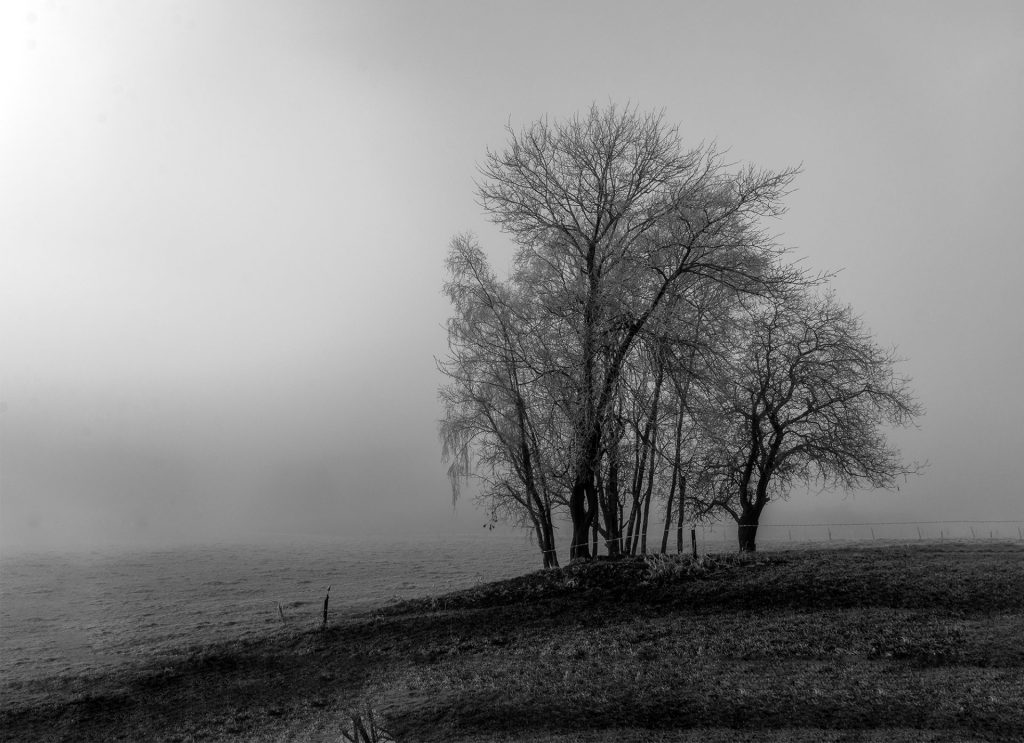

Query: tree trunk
[676,475,686,554]
[738,507,760,552]
[623,482,638,556]
[516,400,559,568]
[569,428,601,561]
[570,266,599,562]
[639,417,659,556]
[618,499,625,555]
[603,453,621,557]
[623,448,643,555]
[639,357,664,556]
[528,512,546,568]
[662,401,686,554]
[660,479,674,555]
[542,513,558,569]
[623,503,636,556]
[550,531,560,569]
[541,543,554,569]
[640,482,653,555]
[639,494,650,554]
[569,479,593,561]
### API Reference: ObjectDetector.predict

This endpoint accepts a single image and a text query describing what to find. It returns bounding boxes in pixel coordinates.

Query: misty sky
[1,0,1022,551]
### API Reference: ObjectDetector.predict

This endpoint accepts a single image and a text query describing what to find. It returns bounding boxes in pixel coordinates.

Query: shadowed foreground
[2,542,1022,742]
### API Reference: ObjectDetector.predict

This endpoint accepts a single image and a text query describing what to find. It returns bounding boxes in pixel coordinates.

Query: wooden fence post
[322,585,331,629]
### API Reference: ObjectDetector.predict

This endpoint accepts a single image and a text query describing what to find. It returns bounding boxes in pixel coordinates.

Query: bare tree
[693,288,924,551]
[475,103,799,559]
[439,235,563,567]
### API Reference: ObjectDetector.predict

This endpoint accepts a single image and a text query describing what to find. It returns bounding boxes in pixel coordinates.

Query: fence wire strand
[571,520,1024,556]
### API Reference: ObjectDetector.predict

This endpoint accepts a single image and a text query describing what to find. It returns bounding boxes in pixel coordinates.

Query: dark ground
[2,542,1022,742]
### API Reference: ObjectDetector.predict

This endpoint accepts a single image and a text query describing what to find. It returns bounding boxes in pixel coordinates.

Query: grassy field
[2,542,1022,742]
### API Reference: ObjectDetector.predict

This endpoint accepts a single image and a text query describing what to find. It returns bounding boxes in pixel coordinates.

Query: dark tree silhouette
[473,104,798,559]
[693,288,924,551]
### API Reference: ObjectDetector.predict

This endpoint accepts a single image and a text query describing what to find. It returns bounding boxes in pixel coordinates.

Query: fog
[2,1,1022,551]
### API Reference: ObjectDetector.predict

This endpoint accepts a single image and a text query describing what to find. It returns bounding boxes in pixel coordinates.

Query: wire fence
[501,520,1024,560]
[687,520,1024,552]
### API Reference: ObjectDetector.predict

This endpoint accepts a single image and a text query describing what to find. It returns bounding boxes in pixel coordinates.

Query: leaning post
[322,585,331,629]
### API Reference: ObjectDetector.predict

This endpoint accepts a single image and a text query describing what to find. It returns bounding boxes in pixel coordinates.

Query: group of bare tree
[439,104,922,564]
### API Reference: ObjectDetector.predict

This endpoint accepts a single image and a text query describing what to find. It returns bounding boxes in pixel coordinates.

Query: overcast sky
[2,0,1022,551]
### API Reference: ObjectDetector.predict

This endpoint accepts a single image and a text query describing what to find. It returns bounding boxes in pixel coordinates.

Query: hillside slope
[2,543,1022,742]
